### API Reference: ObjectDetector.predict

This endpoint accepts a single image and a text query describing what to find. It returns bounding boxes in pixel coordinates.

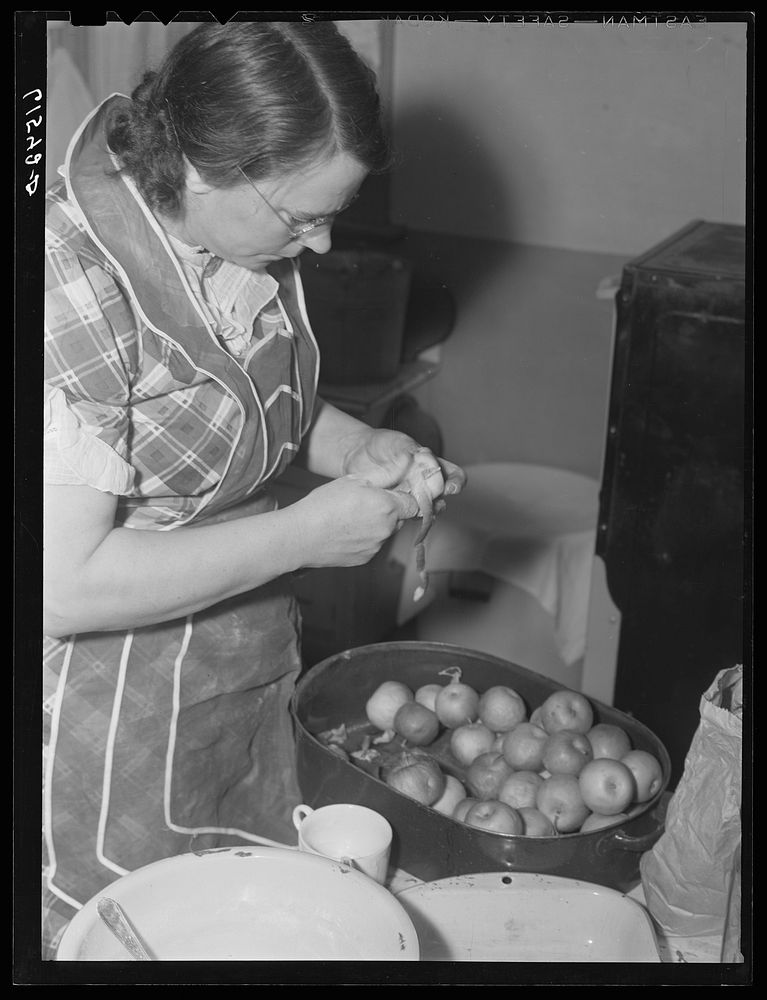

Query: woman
[43,21,465,958]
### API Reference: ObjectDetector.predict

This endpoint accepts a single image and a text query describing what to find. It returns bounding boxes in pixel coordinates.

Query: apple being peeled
[541,729,594,776]
[578,758,635,815]
[435,680,480,728]
[498,770,544,810]
[477,685,527,733]
[518,807,557,837]
[432,774,469,816]
[466,751,514,800]
[414,683,443,713]
[536,773,590,833]
[393,701,440,746]
[449,721,496,767]
[621,749,664,803]
[365,680,413,731]
[580,811,629,833]
[384,751,446,806]
[501,722,548,771]
[539,689,594,735]
[586,722,632,761]
[464,799,524,836]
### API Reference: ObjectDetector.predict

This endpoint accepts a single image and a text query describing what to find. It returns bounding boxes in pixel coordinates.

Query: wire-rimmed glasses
[236,166,334,242]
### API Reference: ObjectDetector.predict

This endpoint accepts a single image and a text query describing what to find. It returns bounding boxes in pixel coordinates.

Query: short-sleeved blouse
[44,218,290,491]
[44,94,320,530]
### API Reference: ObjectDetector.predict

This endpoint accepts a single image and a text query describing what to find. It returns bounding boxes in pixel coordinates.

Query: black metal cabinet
[597,220,748,787]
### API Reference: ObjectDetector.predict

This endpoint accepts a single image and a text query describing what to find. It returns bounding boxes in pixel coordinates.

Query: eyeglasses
[236,166,335,242]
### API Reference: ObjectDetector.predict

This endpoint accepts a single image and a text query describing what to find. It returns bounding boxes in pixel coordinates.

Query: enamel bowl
[56,846,420,961]
[395,871,661,962]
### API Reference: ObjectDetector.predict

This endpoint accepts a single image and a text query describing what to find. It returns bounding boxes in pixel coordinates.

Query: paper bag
[640,665,743,941]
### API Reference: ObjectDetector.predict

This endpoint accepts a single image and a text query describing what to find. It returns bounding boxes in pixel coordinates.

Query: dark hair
[107,21,391,215]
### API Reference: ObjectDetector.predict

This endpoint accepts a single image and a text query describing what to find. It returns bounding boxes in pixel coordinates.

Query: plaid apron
[43,98,320,958]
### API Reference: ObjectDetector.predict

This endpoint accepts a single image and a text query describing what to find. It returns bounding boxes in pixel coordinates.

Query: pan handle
[595,793,669,856]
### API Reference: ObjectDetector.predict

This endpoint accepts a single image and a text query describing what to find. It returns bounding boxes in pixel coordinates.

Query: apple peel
[317,723,348,746]
[409,449,442,602]
[372,728,397,745]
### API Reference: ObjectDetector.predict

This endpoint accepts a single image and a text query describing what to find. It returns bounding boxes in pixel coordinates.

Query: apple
[466,751,514,800]
[621,749,664,803]
[539,689,594,735]
[414,683,444,713]
[449,721,496,767]
[477,685,527,733]
[580,811,630,833]
[452,797,479,823]
[501,722,548,771]
[536,773,590,833]
[384,751,446,805]
[529,706,545,728]
[497,770,544,810]
[365,680,413,731]
[578,758,636,815]
[432,774,469,816]
[464,799,524,836]
[435,681,480,728]
[518,807,557,837]
[586,722,632,761]
[541,729,594,776]
[393,701,440,746]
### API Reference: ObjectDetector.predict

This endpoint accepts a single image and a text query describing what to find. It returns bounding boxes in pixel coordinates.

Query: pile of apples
[364,670,664,837]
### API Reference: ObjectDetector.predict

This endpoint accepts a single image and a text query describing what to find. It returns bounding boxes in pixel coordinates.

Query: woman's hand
[43,473,419,636]
[298,401,467,508]
[288,474,420,568]
[342,428,467,512]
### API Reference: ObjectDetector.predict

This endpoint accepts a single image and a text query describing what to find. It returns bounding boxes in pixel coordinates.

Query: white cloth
[44,385,135,493]
[391,463,599,666]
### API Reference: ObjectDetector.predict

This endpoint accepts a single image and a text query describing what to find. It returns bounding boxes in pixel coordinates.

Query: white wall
[388,20,747,255]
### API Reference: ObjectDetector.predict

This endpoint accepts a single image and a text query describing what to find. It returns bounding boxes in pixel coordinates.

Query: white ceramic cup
[292,803,393,885]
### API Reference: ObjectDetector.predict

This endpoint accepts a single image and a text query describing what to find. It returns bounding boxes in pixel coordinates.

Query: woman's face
[176,152,368,270]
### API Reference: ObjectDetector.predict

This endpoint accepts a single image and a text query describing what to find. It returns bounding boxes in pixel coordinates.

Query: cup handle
[292,804,313,831]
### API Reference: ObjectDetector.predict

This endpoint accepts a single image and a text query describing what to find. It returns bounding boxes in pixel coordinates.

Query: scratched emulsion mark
[398,932,406,951]
[465,919,475,961]
[504,911,524,945]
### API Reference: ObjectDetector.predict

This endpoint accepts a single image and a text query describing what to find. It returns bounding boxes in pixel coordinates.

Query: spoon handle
[96,897,153,960]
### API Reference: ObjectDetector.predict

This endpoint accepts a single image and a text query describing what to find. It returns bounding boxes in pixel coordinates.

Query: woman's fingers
[438,458,468,496]
[386,488,420,521]
[411,447,445,502]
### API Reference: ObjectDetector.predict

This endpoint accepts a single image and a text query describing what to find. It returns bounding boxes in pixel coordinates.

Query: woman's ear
[184,158,214,195]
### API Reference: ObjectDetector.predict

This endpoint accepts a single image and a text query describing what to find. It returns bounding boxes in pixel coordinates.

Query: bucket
[291,641,671,891]
[299,250,413,384]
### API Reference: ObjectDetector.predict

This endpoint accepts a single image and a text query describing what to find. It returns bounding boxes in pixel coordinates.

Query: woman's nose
[298,226,333,255]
